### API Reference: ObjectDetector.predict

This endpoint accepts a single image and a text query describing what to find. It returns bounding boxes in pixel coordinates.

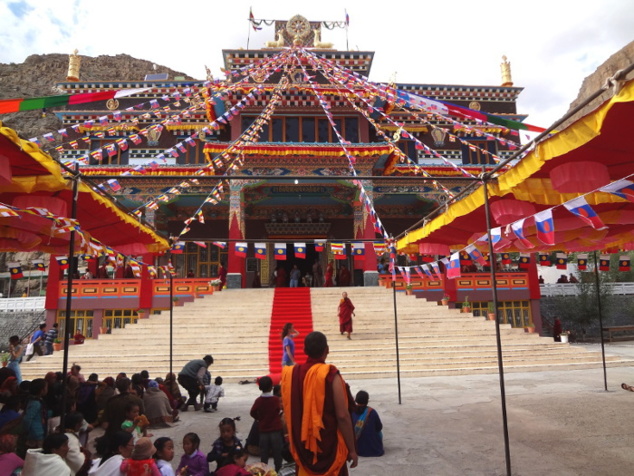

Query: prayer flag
[599,254,611,271]
[33,260,46,271]
[171,242,185,254]
[431,261,442,279]
[274,243,287,260]
[539,253,551,266]
[8,263,23,279]
[577,254,588,271]
[501,253,511,265]
[212,241,227,249]
[555,253,568,270]
[563,197,607,230]
[459,251,472,266]
[446,252,461,279]
[254,243,267,259]
[373,243,387,255]
[56,256,70,270]
[352,242,365,260]
[466,245,487,267]
[421,264,433,278]
[518,253,531,270]
[235,242,248,258]
[601,179,634,202]
[619,255,631,272]
[249,7,262,31]
[107,179,121,191]
[490,227,501,245]
[193,241,207,248]
[331,243,346,259]
[511,219,535,248]
[294,243,306,259]
[314,240,325,252]
[535,209,555,245]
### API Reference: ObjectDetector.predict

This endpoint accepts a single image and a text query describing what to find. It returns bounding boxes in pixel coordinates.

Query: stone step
[20,287,634,382]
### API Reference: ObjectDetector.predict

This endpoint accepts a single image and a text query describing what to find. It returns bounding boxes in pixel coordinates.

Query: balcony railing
[0,297,46,312]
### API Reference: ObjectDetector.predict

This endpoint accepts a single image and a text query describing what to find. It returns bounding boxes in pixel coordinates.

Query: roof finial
[67,49,81,82]
[500,55,513,87]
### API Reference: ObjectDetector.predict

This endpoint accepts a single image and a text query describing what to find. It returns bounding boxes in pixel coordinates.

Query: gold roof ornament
[500,55,513,87]
[67,49,81,82]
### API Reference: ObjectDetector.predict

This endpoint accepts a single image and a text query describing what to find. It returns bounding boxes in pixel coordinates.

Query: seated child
[204,376,225,413]
[176,432,208,476]
[120,437,161,476]
[207,418,243,471]
[121,402,151,441]
[215,447,250,476]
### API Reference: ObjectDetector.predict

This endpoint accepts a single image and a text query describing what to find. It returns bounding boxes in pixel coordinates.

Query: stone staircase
[21,287,634,382]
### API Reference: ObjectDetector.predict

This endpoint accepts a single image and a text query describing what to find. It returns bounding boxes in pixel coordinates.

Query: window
[461,139,498,165]
[103,309,139,332]
[56,310,94,338]
[177,242,228,278]
[242,116,360,143]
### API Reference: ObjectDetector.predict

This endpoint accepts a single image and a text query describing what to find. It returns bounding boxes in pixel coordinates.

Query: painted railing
[540,282,634,296]
[0,297,46,311]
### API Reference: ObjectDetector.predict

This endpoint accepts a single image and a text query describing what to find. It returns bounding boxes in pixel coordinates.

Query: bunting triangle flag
[535,209,555,245]
[446,252,461,279]
[563,196,607,230]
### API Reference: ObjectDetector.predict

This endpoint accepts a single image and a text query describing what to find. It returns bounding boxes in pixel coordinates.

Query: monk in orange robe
[281,332,358,475]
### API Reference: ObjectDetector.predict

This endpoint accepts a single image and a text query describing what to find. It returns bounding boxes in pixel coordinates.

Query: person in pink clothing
[214,447,249,476]
[0,434,23,476]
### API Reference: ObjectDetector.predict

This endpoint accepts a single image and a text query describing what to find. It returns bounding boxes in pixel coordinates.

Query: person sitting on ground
[351,390,384,457]
[64,411,92,476]
[120,403,150,441]
[143,381,175,427]
[120,437,161,476]
[22,433,72,475]
[569,273,579,283]
[22,378,48,453]
[102,378,145,437]
[161,373,184,411]
[204,376,225,413]
[556,274,569,284]
[177,432,208,476]
[207,418,243,472]
[0,434,24,476]
[214,447,250,476]
[153,437,176,476]
[89,430,133,475]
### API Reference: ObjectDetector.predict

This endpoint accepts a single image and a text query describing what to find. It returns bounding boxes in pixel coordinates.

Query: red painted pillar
[527,253,543,333]
[138,253,154,310]
[45,256,61,312]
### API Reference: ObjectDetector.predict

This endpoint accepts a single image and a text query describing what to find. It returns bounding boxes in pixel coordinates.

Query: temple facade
[41,15,539,337]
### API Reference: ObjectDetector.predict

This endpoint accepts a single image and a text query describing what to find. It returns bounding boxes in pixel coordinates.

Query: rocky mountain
[0,54,194,295]
[0,53,195,141]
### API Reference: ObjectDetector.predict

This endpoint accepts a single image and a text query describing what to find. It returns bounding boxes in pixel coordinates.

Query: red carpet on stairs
[269,288,314,375]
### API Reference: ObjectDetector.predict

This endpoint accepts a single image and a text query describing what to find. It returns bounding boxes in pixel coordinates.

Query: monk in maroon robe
[338,292,355,339]
[275,266,287,287]
[281,332,358,476]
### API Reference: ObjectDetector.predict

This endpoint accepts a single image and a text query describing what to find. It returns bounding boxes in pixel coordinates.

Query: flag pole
[247,10,252,49]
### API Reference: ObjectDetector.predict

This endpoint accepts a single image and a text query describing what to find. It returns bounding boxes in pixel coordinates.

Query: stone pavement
[88,342,634,476]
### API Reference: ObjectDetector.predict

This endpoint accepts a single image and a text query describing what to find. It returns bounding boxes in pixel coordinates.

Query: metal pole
[26,264,31,296]
[60,168,80,431]
[592,251,608,391]
[482,178,512,476]
[392,280,402,404]
[169,272,174,378]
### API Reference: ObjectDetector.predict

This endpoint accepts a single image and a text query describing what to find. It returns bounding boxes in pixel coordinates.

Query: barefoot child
[176,433,208,476]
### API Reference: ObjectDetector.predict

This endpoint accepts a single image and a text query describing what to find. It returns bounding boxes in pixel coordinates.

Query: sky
[0,0,632,130]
